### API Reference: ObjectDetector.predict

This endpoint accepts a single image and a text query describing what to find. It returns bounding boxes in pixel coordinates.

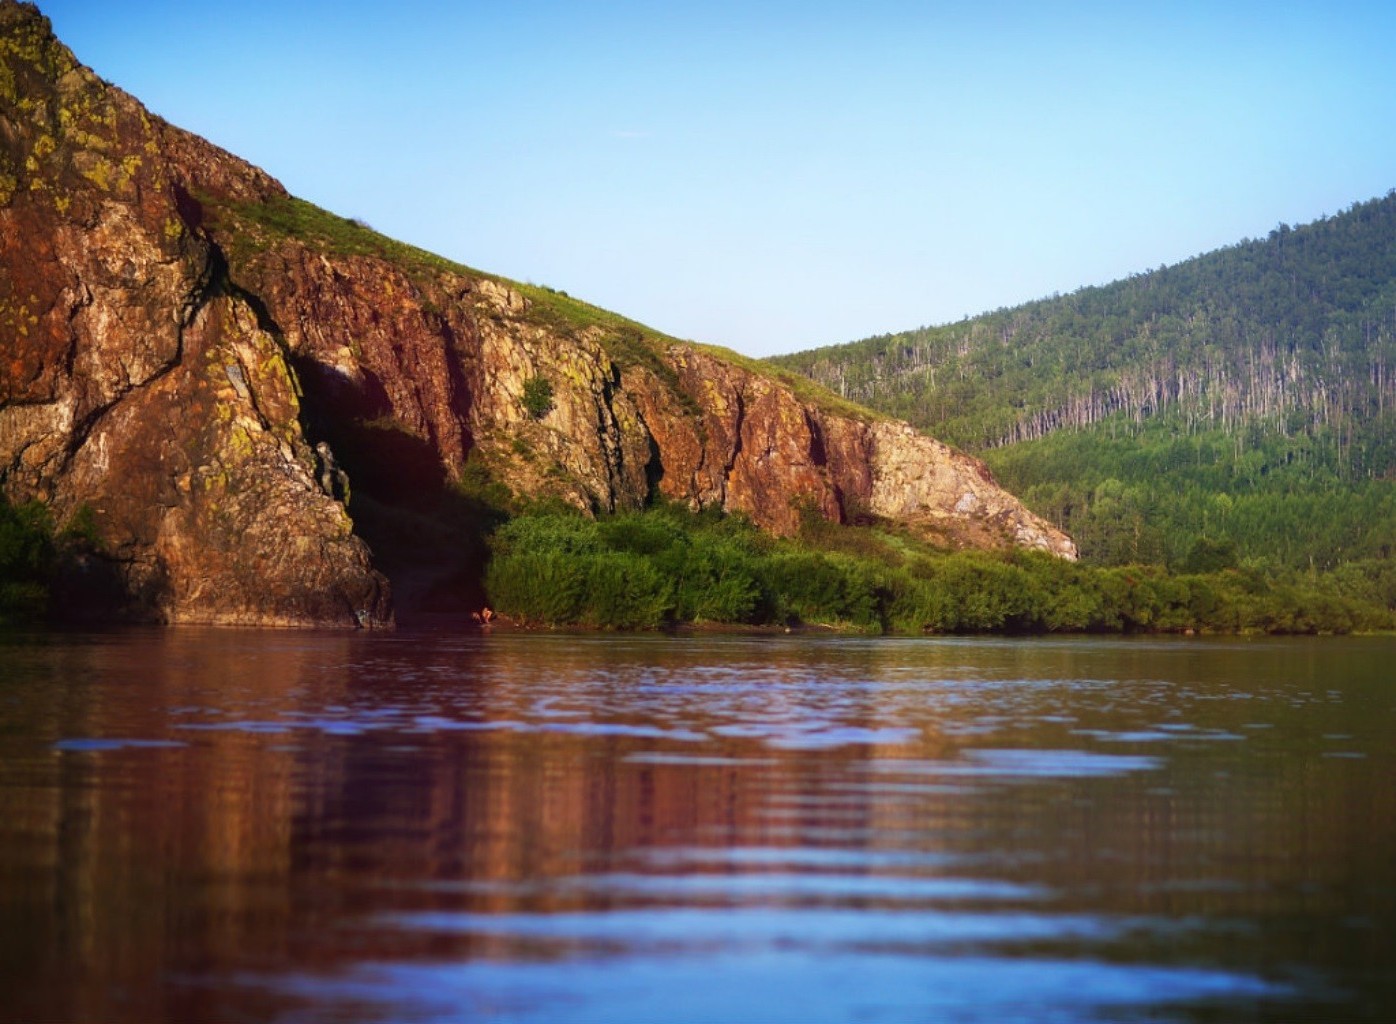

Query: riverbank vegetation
[482,500,1392,635]
[0,496,112,626]
[5,484,1387,634]
[0,496,54,625]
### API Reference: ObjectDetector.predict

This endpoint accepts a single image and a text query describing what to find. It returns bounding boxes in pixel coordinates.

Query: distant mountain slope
[773,193,1396,581]
[775,193,1396,454]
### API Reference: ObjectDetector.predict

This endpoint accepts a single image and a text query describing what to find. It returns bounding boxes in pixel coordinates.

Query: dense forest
[772,191,1396,593]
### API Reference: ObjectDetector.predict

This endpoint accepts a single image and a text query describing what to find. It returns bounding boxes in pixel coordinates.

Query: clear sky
[34,1,1396,357]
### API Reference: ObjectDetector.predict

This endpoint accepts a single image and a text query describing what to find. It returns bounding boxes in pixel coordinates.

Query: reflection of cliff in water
[2,633,1394,1021]
[1,633,905,1018]
[0,630,324,1021]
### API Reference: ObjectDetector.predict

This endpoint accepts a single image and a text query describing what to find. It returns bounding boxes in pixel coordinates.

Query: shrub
[598,513,685,556]
[490,510,599,557]
[581,552,672,629]
[0,497,55,624]
[762,550,880,628]
[663,542,762,623]
[484,550,586,624]
[521,375,554,419]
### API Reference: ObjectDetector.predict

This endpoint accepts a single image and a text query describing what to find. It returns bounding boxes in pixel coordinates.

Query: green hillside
[772,191,1396,600]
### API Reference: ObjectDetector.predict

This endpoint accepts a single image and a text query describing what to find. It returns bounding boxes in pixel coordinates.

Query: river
[1,630,1392,1022]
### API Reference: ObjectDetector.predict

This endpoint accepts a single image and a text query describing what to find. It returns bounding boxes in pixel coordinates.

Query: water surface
[1,631,1392,1021]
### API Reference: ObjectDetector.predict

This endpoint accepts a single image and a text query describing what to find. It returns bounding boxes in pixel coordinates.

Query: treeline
[772,191,1396,465]
[483,502,1391,635]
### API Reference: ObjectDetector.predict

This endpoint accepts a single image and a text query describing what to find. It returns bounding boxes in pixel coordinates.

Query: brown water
[0,630,1392,1022]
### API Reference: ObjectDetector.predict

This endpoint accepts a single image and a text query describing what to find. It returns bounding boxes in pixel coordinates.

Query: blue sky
[36,1,1396,357]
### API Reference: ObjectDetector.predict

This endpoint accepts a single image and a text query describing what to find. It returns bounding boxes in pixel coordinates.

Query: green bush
[521,375,555,419]
[484,550,586,624]
[0,497,55,624]
[757,550,881,628]
[480,501,1393,635]
[658,541,762,623]
[581,552,672,629]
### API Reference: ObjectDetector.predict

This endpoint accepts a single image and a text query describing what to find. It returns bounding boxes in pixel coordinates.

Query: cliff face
[0,3,389,625]
[0,3,1072,626]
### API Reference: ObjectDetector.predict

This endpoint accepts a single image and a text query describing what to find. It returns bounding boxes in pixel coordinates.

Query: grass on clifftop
[211,193,487,283]
[696,342,890,424]
[208,193,881,424]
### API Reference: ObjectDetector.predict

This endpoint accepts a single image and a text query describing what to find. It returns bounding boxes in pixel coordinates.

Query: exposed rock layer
[0,3,1073,626]
[0,3,388,625]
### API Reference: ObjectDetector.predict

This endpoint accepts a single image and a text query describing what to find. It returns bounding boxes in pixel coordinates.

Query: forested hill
[771,192,1396,594]
[774,191,1396,456]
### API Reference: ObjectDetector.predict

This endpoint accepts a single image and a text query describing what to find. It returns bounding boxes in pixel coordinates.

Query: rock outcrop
[0,2,1072,626]
[0,2,388,626]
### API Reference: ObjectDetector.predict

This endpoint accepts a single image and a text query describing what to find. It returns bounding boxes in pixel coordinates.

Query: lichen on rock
[1,1,389,626]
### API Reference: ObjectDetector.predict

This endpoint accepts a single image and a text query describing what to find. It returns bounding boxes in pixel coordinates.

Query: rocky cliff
[0,2,1073,627]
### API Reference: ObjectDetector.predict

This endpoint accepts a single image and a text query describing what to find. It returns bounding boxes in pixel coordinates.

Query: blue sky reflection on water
[263,949,1287,1024]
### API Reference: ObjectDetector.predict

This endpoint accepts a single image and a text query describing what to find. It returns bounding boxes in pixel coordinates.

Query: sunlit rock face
[0,2,389,626]
[0,2,1072,625]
